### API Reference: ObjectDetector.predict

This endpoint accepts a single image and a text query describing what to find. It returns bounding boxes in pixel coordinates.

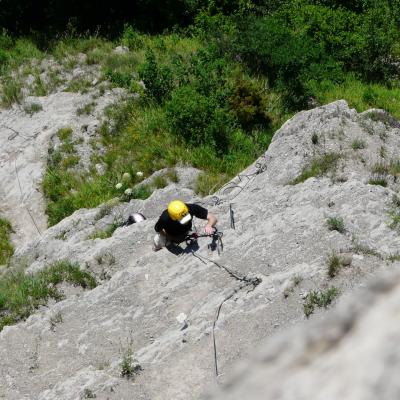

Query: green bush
[0,49,8,67]
[233,15,337,108]
[139,50,173,103]
[229,79,271,131]
[121,24,144,50]
[104,68,133,89]
[166,85,217,145]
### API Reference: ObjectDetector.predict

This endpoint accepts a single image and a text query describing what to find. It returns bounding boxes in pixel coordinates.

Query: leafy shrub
[165,84,221,146]
[229,79,271,131]
[0,49,8,67]
[104,68,133,89]
[233,14,340,108]
[362,86,377,104]
[121,24,144,50]
[139,50,173,103]
[0,29,13,50]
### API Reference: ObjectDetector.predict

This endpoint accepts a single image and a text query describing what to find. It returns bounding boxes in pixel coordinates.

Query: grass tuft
[88,222,120,240]
[326,217,345,233]
[1,79,23,107]
[0,218,14,265]
[327,251,342,278]
[290,152,341,185]
[368,177,387,187]
[57,127,73,141]
[23,102,43,115]
[303,287,339,318]
[351,138,366,150]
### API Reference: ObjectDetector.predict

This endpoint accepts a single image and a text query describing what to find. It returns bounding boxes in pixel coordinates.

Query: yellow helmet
[168,200,191,223]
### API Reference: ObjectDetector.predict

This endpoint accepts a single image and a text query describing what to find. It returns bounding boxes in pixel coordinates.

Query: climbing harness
[185,229,224,255]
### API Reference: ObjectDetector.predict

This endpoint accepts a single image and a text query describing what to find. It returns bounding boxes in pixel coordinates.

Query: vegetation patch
[77,101,96,116]
[120,344,142,379]
[1,79,23,107]
[23,102,43,115]
[2,1,399,223]
[88,222,120,240]
[389,195,400,231]
[326,217,345,233]
[365,111,400,129]
[303,287,339,318]
[290,152,341,185]
[0,260,96,331]
[94,200,119,221]
[0,218,14,265]
[368,177,388,187]
[371,161,400,181]
[351,138,366,150]
[327,251,344,278]
[57,127,73,141]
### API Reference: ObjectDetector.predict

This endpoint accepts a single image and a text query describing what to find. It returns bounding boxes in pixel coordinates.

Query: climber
[153,200,217,251]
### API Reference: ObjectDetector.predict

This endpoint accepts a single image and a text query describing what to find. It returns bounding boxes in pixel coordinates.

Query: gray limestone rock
[2,100,400,399]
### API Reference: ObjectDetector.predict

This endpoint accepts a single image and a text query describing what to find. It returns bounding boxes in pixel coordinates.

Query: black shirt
[154,203,208,236]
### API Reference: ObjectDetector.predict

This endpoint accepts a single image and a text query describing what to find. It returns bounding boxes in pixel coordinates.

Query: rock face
[210,271,400,400]
[0,90,123,246]
[1,100,400,399]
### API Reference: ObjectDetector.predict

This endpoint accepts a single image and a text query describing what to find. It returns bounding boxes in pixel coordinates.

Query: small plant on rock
[57,127,73,142]
[368,177,387,187]
[303,287,339,318]
[83,388,96,398]
[290,152,341,185]
[120,340,142,379]
[351,138,366,150]
[327,251,342,278]
[326,217,345,233]
[23,102,43,115]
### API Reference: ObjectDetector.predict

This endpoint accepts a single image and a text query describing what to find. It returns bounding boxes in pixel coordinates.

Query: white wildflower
[124,188,133,195]
[115,182,123,190]
[136,171,143,177]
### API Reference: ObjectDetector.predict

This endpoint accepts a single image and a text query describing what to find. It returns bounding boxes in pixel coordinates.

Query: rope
[2,125,30,141]
[191,250,261,381]
[191,252,260,285]
[198,154,269,209]
[14,159,42,236]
